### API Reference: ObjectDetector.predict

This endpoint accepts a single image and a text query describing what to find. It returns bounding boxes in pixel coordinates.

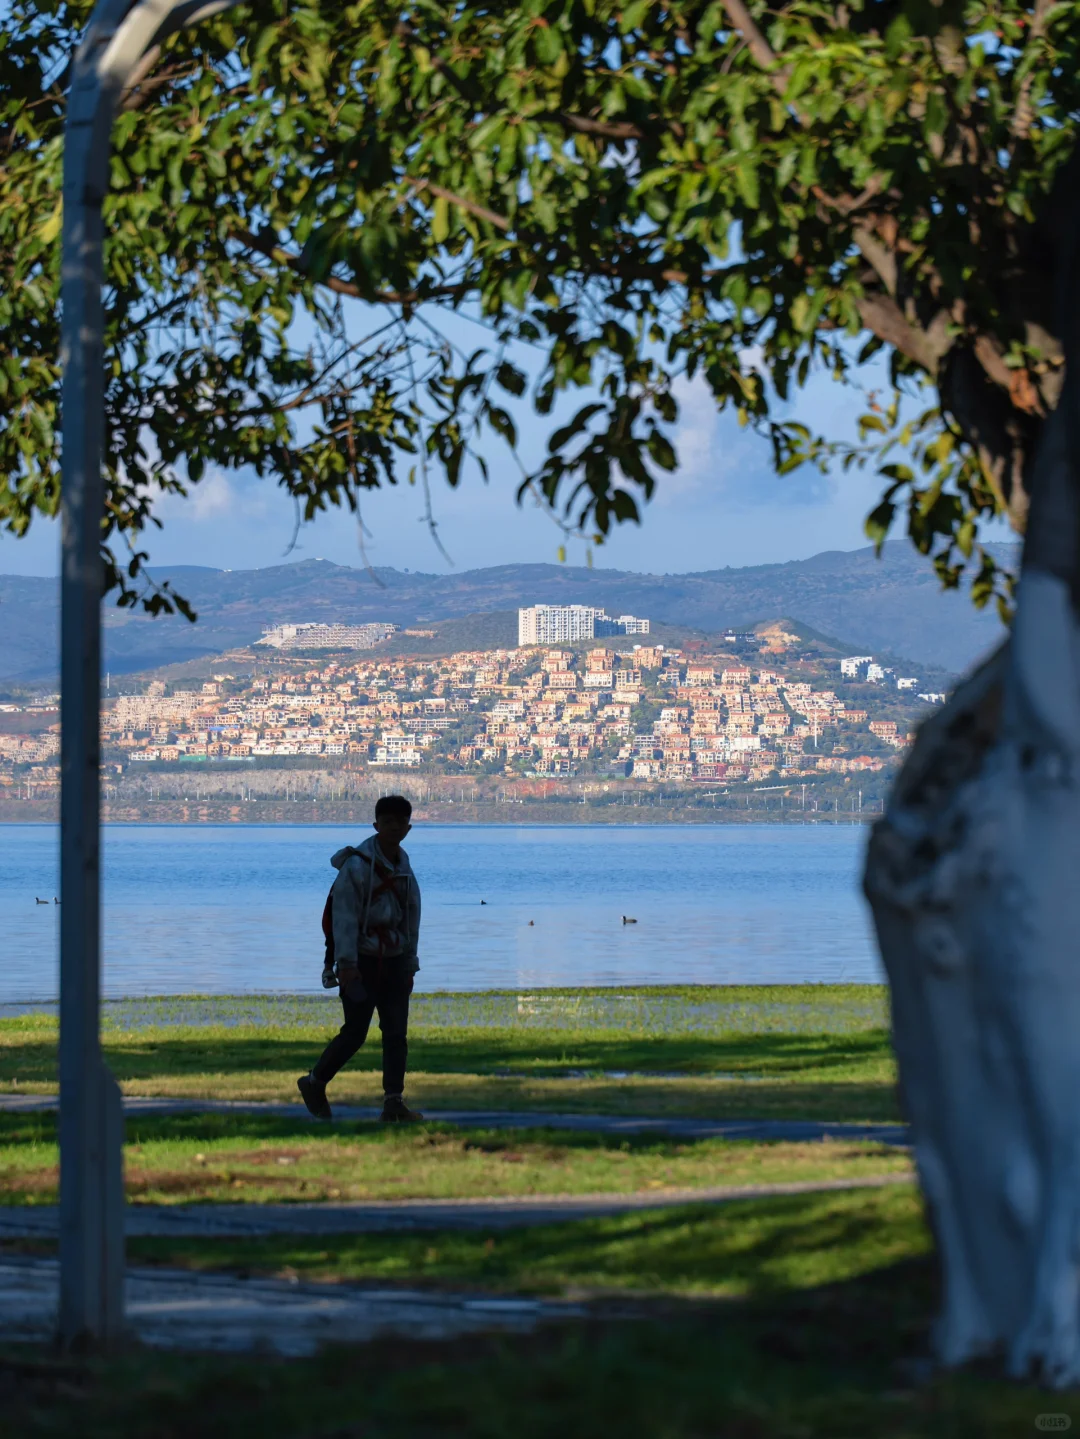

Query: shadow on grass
[0,1256,943,1439]
[107,1184,930,1299]
[0,1110,901,1156]
[4,1192,1070,1438]
[8,1253,1066,1439]
[9,1199,1067,1437]
[0,1028,894,1084]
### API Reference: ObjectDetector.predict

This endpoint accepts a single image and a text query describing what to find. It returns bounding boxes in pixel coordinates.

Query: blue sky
[0,356,898,579]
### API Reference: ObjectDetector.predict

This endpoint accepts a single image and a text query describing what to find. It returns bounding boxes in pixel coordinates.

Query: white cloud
[655,371,842,516]
[660,377,721,501]
[187,467,237,520]
[157,466,275,527]
[657,377,780,511]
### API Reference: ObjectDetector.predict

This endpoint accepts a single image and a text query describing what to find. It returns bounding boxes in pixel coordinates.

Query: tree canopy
[1,0,1076,616]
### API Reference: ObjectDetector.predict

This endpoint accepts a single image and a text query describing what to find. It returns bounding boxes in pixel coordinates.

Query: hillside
[0,543,1011,684]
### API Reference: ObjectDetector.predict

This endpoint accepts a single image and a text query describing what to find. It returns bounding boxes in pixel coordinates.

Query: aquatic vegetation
[1,986,896,1121]
[61,985,891,1038]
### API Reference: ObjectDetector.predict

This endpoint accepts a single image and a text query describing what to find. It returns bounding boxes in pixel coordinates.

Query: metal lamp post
[60,0,237,1348]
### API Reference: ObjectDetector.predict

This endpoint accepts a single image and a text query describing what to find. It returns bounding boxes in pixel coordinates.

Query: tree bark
[937,343,1041,532]
[864,403,1080,1383]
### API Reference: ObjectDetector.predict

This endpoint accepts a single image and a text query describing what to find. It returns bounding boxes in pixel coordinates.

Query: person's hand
[336,963,358,989]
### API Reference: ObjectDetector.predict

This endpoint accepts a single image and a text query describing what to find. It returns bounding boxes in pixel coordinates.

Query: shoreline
[0,981,888,1017]
[0,802,877,827]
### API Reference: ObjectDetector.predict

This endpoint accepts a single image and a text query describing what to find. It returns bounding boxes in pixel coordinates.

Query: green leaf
[0,0,1033,623]
[865,500,895,551]
[432,194,450,244]
[733,156,759,208]
[619,0,652,33]
[495,362,526,397]
[646,430,677,471]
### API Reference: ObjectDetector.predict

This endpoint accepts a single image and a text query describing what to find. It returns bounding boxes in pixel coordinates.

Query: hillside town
[0,605,944,800]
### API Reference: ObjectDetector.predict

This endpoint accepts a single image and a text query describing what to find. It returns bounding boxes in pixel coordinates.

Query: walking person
[298,794,424,1122]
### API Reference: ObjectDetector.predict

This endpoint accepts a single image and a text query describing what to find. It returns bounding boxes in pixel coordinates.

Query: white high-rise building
[518,605,605,645]
[517,605,649,646]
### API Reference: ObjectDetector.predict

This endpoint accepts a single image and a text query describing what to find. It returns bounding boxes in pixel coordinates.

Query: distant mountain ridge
[0,543,1011,683]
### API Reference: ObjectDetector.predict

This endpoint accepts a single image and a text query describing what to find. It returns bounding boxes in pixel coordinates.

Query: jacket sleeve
[403,876,421,973]
[331,858,366,969]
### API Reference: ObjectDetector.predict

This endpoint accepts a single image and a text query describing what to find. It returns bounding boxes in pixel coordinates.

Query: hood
[331,834,412,872]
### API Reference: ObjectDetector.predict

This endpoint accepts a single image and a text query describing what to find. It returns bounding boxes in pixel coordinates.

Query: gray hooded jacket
[329,836,420,974]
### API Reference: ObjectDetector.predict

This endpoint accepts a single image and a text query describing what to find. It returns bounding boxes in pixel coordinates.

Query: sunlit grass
[89,983,891,1034]
[114,1183,929,1298]
[5,984,891,1035]
[0,1111,911,1207]
[0,985,899,1120]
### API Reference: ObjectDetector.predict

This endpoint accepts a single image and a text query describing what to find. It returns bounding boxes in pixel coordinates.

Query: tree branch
[1011,0,1056,140]
[409,179,510,232]
[812,178,887,216]
[972,333,1013,391]
[972,334,1046,417]
[853,225,898,297]
[557,113,643,141]
[719,0,789,87]
[232,227,466,306]
[856,291,952,374]
[939,345,1035,532]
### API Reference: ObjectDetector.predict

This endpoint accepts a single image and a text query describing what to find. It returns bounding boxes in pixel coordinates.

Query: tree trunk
[864,404,1080,1384]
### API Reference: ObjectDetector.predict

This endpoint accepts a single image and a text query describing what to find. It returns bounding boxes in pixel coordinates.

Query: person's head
[373,794,412,852]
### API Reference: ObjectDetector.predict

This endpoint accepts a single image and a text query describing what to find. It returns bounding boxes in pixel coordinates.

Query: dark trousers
[312,960,413,1096]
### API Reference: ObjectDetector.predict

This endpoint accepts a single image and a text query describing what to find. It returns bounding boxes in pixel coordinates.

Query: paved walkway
[0,1255,584,1354]
[0,1097,913,1355]
[0,1173,913,1240]
[0,1093,910,1147]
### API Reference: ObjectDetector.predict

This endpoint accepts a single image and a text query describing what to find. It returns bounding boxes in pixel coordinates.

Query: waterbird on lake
[622,916,637,924]
[480,899,487,905]
[35,897,48,905]
[53,897,59,904]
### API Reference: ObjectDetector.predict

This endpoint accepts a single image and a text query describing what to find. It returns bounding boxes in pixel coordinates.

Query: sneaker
[380,1095,424,1123]
[297,1073,332,1121]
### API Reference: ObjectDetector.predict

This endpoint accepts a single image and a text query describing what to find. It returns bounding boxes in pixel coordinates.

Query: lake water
[0,823,881,1003]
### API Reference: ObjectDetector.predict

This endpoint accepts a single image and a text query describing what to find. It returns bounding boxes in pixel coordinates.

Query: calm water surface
[0,823,881,1002]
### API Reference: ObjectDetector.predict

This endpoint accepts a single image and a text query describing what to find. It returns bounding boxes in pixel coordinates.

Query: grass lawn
[116,1182,931,1297]
[0,986,900,1121]
[2,1218,1076,1437]
[0,1111,911,1206]
[0,992,1060,1437]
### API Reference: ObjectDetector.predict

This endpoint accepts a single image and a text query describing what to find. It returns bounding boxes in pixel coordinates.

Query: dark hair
[375,794,412,821]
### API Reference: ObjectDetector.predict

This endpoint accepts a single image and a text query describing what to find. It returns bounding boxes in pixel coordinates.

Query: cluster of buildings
[0,608,935,792]
[840,655,946,703]
[257,604,653,655]
[608,652,899,783]
[258,621,398,651]
[0,699,60,782]
[0,731,59,767]
[71,639,913,784]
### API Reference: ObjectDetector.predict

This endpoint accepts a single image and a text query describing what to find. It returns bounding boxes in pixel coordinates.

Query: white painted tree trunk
[864,406,1080,1385]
